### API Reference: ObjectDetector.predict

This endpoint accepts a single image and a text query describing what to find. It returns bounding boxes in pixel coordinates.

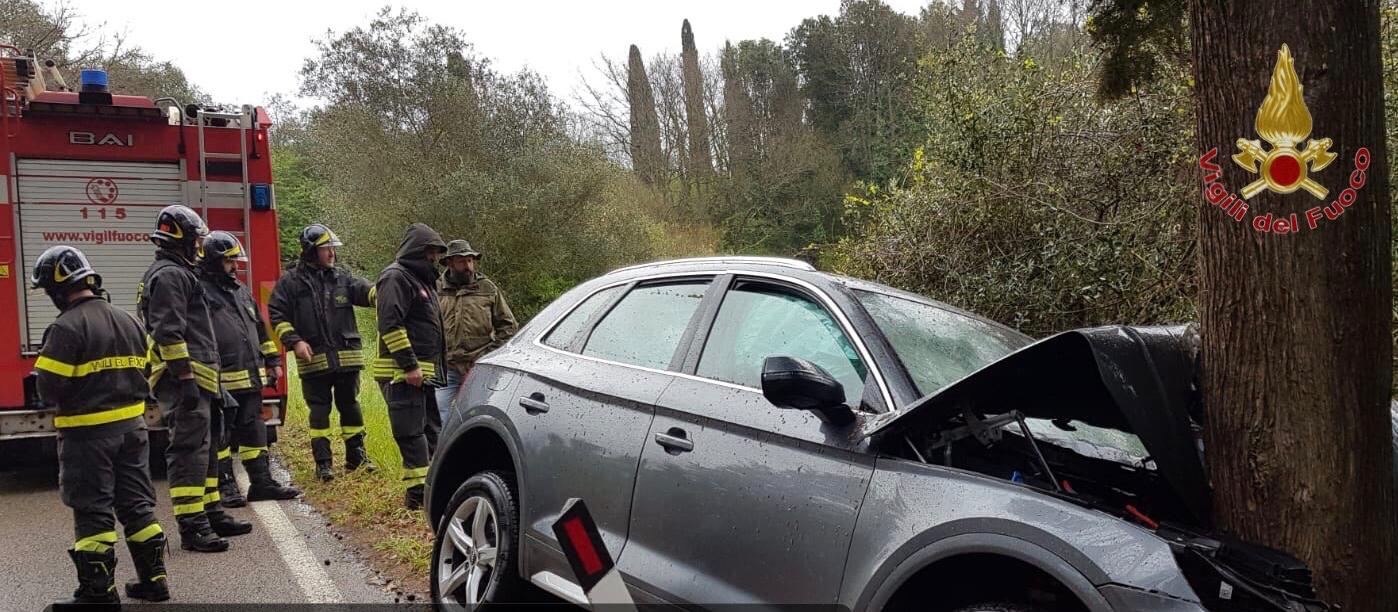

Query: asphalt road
[0,439,398,610]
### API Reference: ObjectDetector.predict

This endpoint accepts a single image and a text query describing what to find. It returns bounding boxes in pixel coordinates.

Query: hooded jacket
[201,270,281,392]
[138,250,220,393]
[374,223,447,385]
[438,270,517,373]
[267,250,375,377]
[34,295,151,439]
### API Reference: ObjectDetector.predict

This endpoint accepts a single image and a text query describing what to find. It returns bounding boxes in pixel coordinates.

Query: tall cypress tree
[627,44,664,186]
[681,19,713,187]
[720,41,753,176]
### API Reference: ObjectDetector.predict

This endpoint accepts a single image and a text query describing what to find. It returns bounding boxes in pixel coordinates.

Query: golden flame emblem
[1232,44,1335,199]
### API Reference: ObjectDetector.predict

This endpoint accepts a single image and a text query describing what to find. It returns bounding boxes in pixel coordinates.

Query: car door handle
[654,430,694,453]
[519,393,550,414]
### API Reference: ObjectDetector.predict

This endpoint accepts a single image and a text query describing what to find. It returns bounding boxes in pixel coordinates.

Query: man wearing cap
[436,240,517,423]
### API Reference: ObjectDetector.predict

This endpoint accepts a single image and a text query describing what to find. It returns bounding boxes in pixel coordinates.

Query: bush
[832,38,1197,336]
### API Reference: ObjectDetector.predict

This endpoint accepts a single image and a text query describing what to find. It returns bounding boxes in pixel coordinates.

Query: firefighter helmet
[299,224,343,259]
[150,204,209,257]
[200,231,247,277]
[31,245,102,307]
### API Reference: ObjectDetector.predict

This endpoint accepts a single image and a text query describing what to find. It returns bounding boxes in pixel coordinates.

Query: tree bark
[1188,2,1395,609]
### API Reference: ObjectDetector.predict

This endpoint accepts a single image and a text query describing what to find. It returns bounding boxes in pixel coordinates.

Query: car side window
[581,280,710,370]
[541,285,624,351]
[697,283,867,408]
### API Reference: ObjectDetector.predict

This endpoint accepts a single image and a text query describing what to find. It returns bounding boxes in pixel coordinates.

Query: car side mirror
[761,356,855,427]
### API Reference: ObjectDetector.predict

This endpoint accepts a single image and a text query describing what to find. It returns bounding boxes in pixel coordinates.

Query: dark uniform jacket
[267,260,374,378]
[35,295,150,439]
[138,251,220,393]
[375,224,446,385]
[201,272,281,393]
[438,271,517,374]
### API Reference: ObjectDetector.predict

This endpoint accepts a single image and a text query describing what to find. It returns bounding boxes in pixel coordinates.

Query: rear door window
[582,280,711,370]
[542,285,624,351]
[697,283,867,407]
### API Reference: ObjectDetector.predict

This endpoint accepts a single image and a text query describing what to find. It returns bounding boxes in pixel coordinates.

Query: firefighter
[268,224,376,481]
[31,246,170,606]
[435,239,517,422]
[375,223,448,510]
[199,231,302,503]
[138,204,251,552]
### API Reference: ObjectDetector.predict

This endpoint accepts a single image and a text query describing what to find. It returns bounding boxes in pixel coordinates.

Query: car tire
[430,470,524,609]
[950,603,1047,612]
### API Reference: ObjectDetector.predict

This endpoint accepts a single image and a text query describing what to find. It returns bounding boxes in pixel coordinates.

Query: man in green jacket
[435,240,517,422]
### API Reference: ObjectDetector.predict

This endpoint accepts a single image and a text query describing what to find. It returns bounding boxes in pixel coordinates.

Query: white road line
[235,467,342,604]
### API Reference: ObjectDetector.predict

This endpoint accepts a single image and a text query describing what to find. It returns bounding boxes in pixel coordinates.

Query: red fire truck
[0,45,288,449]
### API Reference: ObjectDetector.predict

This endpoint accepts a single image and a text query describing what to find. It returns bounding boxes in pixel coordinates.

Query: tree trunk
[1188,2,1395,609]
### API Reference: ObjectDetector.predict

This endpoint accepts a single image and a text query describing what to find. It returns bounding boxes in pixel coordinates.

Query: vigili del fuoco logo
[1198,44,1371,234]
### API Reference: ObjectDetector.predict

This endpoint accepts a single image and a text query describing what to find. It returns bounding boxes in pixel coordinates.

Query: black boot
[207,508,253,537]
[404,484,425,511]
[124,532,170,602]
[178,515,229,553]
[245,455,301,501]
[344,434,376,473]
[312,437,334,481]
[219,456,247,508]
[56,548,119,610]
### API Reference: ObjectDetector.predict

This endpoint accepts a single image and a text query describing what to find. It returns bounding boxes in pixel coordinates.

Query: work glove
[180,377,201,408]
[220,389,238,410]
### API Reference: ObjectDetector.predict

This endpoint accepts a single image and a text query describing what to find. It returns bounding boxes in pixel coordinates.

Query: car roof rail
[611,256,816,274]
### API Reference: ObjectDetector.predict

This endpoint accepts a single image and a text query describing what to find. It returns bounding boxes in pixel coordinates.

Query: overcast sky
[66,0,933,109]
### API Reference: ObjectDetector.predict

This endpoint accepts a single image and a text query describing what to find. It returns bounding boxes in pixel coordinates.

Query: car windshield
[855,290,1028,396]
[857,289,1153,467]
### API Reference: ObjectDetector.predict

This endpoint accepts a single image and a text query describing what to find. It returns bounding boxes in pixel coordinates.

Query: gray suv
[425,257,1329,612]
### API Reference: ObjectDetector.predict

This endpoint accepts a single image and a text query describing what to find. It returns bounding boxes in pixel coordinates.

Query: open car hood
[862,324,1210,525]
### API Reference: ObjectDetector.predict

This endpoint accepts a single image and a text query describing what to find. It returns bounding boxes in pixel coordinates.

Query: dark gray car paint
[432,259,1212,611]
[857,531,1115,612]
[621,377,876,604]
[839,457,1199,609]
[508,347,667,582]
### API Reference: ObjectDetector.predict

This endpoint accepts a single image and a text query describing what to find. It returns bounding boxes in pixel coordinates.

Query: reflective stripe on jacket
[202,273,281,391]
[35,295,150,438]
[374,264,445,384]
[267,262,374,377]
[138,252,219,393]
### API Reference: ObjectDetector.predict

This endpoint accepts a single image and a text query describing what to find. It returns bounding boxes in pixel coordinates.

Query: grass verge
[271,311,434,596]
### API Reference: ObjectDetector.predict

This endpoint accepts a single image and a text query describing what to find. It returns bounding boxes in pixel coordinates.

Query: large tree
[297,8,677,317]
[681,20,713,182]
[627,45,665,186]
[1189,2,1395,609]
[788,0,925,183]
[717,39,845,253]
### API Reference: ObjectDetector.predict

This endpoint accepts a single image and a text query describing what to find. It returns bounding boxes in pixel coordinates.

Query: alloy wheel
[436,495,500,608]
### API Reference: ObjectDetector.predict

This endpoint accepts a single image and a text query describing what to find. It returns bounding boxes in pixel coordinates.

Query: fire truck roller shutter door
[15,159,181,350]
